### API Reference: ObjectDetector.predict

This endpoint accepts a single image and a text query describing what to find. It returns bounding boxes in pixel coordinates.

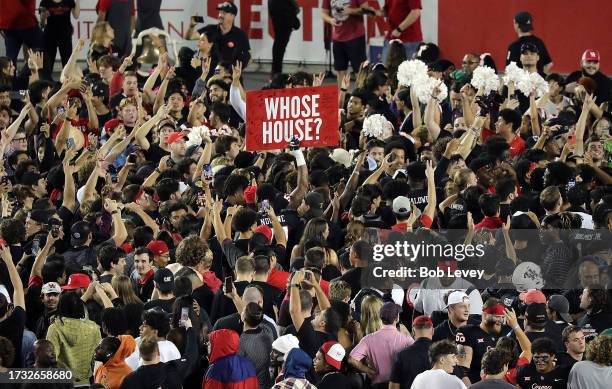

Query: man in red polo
[0,0,42,66]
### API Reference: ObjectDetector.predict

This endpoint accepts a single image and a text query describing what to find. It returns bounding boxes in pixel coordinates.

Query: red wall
[438,0,612,74]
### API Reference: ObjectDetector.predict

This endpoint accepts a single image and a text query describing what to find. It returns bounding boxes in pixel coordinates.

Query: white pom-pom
[502,62,525,86]
[362,114,393,140]
[397,59,428,87]
[185,125,206,148]
[529,72,549,98]
[414,76,448,104]
[471,66,500,95]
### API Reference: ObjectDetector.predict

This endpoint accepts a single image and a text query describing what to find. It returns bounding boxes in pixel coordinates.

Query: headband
[483,304,505,315]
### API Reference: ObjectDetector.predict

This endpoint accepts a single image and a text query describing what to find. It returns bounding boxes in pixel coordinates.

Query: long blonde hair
[360,295,383,336]
[112,275,143,305]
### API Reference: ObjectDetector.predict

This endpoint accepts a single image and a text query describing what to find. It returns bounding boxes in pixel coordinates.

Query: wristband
[290,284,301,289]
[341,88,348,92]
[155,168,162,174]
[291,149,306,167]
[396,27,403,33]
[111,210,119,215]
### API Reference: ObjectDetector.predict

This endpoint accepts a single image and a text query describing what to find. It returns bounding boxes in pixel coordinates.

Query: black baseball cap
[526,302,548,328]
[217,2,238,15]
[514,11,533,32]
[70,221,92,247]
[154,268,174,293]
[520,42,539,54]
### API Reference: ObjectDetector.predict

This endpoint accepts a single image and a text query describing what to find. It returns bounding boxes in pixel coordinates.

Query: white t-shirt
[125,338,181,370]
[413,278,483,316]
[411,369,467,389]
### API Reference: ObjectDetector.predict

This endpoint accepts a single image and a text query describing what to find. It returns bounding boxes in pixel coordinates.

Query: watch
[396,27,403,33]
[290,284,301,289]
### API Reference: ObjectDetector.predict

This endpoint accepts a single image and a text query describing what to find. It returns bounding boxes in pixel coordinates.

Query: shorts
[332,36,367,72]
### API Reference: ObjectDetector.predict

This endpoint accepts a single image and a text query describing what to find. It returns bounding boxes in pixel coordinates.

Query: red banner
[245,85,339,151]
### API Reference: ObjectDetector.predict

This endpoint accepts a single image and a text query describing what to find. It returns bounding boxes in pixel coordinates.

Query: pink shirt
[350,325,414,383]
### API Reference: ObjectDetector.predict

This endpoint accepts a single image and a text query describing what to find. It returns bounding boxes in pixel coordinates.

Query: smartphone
[32,239,41,255]
[192,15,204,23]
[180,307,189,323]
[388,152,396,163]
[567,180,576,190]
[224,276,233,294]
[203,164,213,180]
[57,106,65,114]
[260,199,270,213]
[66,138,75,150]
[127,153,137,164]
[304,271,312,281]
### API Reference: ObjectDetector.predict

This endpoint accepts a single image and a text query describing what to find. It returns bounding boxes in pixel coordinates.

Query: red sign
[245,85,339,151]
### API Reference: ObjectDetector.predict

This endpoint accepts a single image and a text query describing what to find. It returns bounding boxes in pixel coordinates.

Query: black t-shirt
[249,280,282,320]
[146,143,170,164]
[135,0,163,33]
[456,324,506,384]
[577,310,612,339]
[433,319,459,342]
[41,0,75,35]
[317,371,353,389]
[198,24,251,68]
[0,306,26,367]
[143,297,176,313]
[333,267,362,299]
[389,337,432,389]
[295,317,334,358]
[516,364,570,389]
[555,352,580,369]
[506,35,552,73]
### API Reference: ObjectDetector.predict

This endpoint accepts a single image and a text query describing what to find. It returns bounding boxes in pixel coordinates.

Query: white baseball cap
[272,334,299,359]
[445,291,469,308]
[41,282,62,295]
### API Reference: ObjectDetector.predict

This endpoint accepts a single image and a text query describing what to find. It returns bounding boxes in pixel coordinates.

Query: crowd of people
[0,1,611,389]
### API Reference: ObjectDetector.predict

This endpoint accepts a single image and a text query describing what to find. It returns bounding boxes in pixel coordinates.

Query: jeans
[381,40,421,64]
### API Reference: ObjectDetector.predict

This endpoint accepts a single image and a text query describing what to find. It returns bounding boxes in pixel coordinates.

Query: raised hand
[341,73,351,91]
[232,61,242,86]
[119,54,134,73]
[312,72,325,87]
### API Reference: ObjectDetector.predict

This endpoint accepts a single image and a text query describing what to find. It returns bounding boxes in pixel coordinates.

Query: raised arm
[266,207,287,247]
[289,271,305,331]
[1,105,29,145]
[1,245,24,310]
[105,199,128,246]
[229,62,246,120]
[153,66,175,115]
[529,92,541,137]
[362,153,392,186]
[423,160,436,221]
[60,38,86,83]
[339,152,365,210]
[574,93,593,157]
[211,199,228,244]
[424,97,441,140]
[506,308,532,361]
[61,150,78,212]
[287,143,309,210]
[410,86,422,129]
[134,105,168,151]
[124,202,160,236]
[30,231,61,280]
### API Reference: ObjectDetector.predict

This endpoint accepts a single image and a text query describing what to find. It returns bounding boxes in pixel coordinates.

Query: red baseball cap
[320,341,345,370]
[519,289,546,305]
[256,225,273,244]
[147,240,169,256]
[62,273,91,290]
[167,132,185,145]
[412,315,433,327]
[582,49,600,62]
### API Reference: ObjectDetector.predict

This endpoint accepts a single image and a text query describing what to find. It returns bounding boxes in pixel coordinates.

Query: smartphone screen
[180,307,189,322]
[224,276,233,294]
[203,164,213,180]
[260,199,270,213]
[66,138,75,150]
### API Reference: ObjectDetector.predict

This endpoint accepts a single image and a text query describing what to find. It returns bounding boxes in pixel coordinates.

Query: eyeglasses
[462,61,478,65]
[12,137,27,143]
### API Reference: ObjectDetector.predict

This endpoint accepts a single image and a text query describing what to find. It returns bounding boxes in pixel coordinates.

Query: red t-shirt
[475,216,504,230]
[384,0,422,42]
[97,0,136,16]
[505,356,529,385]
[322,0,367,42]
[509,135,526,157]
[0,0,37,30]
[391,214,433,231]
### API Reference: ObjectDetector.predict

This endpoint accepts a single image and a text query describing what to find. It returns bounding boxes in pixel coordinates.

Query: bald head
[578,260,600,287]
[242,285,263,306]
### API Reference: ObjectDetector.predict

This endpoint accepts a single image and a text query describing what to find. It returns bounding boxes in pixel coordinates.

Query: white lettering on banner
[32,0,438,64]
[262,95,321,144]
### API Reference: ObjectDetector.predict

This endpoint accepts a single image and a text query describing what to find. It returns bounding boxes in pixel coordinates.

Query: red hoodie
[203,329,258,389]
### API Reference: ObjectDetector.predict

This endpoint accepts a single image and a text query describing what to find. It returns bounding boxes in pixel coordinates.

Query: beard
[483,318,501,334]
